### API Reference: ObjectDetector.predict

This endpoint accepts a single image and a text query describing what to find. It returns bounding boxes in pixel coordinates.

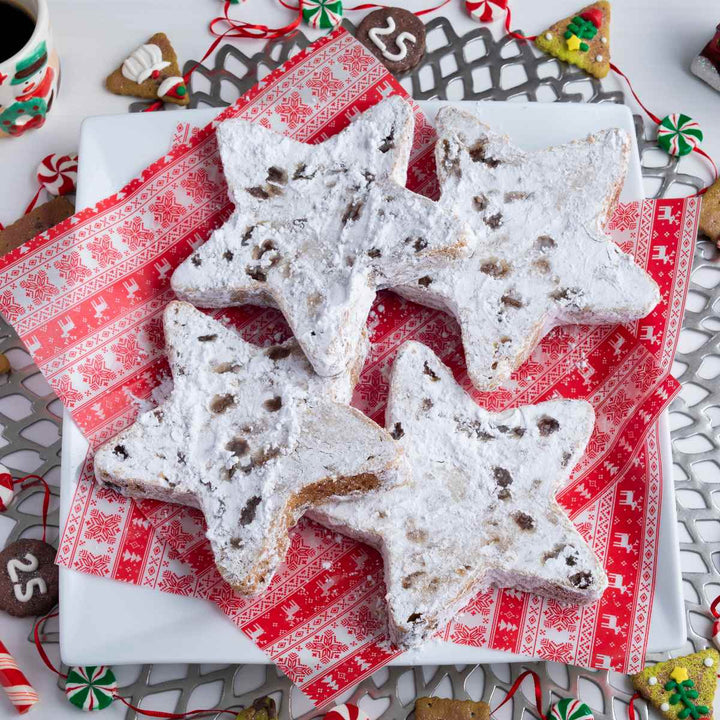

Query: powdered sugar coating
[395,107,660,392]
[94,302,407,594]
[311,341,606,649]
[171,97,471,378]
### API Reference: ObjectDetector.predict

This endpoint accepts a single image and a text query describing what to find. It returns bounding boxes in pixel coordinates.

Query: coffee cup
[0,0,60,138]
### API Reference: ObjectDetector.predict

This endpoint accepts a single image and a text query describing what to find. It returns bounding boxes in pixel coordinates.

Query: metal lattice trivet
[6,16,708,719]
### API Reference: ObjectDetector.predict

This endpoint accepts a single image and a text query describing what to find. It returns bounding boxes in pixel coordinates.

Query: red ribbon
[628,692,641,720]
[23,188,43,216]
[3,473,52,542]
[33,611,66,679]
[491,669,546,720]
[710,594,720,619]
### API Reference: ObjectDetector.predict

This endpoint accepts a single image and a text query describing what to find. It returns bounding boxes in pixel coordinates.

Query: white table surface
[0,1,717,718]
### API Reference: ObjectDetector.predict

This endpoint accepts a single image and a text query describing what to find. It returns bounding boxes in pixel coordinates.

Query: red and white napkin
[0,28,698,706]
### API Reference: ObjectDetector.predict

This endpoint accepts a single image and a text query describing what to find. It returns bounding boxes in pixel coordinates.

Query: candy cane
[0,639,39,715]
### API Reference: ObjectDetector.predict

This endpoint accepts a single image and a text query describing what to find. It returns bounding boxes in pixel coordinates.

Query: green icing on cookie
[631,648,719,720]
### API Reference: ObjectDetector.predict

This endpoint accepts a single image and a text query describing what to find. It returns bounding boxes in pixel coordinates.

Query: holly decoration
[631,648,719,720]
[302,0,343,30]
[64,666,117,711]
[657,113,704,157]
[564,13,598,52]
[535,2,611,79]
[548,698,594,720]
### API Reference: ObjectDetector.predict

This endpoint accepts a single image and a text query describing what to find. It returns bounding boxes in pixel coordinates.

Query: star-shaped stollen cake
[310,341,607,649]
[93,301,408,595]
[171,97,471,378]
[395,107,661,392]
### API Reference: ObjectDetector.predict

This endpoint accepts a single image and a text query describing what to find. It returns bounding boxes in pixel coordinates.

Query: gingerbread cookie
[171,97,471,378]
[356,8,426,74]
[632,649,719,720]
[394,106,660,392]
[311,341,605,649]
[235,697,277,720]
[699,178,720,247]
[0,196,74,256]
[535,2,611,79]
[0,538,58,617]
[106,33,189,106]
[415,698,491,720]
[94,302,408,595]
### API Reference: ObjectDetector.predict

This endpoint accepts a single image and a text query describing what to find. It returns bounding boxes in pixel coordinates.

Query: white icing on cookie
[157,76,184,99]
[648,676,658,685]
[122,43,170,84]
[395,106,660,392]
[171,97,471,378]
[7,553,38,583]
[311,341,606,649]
[94,302,407,594]
[368,16,417,62]
[14,577,47,602]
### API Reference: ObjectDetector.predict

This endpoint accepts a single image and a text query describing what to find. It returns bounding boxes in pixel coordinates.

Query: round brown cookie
[0,539,58,617]
[357,8,426,74]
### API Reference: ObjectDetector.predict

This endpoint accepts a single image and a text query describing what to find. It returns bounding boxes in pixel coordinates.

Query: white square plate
[60,101,684,666]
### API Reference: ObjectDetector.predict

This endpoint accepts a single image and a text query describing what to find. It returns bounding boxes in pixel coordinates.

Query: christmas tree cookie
[106,32,189,106]
[535,2,611,79]
[632,648,719,720]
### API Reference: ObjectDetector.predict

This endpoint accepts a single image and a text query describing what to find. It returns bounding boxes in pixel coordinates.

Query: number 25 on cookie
[7,553,47,601]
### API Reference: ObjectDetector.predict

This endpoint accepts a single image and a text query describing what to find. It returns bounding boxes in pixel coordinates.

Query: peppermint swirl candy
[548,698,594,720]
[303,0,343,29]
[324,703,370,720]
[657,113,703,157]
[466,0,508,23]
[65,666,117,711]
[37,153,78,196]
[0,467,13,512]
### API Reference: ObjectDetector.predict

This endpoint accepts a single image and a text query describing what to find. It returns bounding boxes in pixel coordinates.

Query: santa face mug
[0,0,60,138]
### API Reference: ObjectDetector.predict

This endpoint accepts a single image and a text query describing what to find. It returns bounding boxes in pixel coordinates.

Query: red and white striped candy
[324,704,370,720]
[466,0,508,23]
[0,464,14,512]
[0,639,39,715]
[36,153,78,196]
[713,619,720,650]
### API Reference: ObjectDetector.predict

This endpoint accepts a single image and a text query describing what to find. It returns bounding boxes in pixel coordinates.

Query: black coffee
[0,1,36,63]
